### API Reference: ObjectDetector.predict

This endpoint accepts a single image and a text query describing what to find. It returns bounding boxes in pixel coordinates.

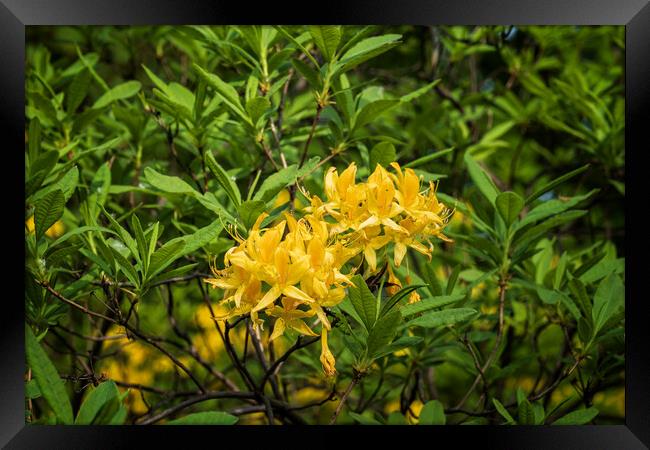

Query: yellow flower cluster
[205,162,453,376]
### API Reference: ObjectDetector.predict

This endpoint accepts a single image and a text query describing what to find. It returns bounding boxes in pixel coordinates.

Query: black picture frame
[5,1,649,448]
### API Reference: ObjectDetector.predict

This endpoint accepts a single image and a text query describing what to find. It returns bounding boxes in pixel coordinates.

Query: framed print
[5,0,650,448]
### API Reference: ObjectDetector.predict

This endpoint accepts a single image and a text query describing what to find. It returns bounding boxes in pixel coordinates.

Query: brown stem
[454,276,508,410]
[247,321,283,401]
[299,104,322,168]
[329,372,362,425]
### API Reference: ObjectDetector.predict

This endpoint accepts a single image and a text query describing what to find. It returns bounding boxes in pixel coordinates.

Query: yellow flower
[25,215,65,238]
[268,297,318,341]
[319,328,337,377]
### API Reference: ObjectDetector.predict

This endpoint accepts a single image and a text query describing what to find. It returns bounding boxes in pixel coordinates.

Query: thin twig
[329,372,362,425]
[298,104,322,168]
[454,276,508,410]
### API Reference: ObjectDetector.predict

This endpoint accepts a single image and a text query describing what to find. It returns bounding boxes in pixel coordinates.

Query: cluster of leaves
[24,25,624,425]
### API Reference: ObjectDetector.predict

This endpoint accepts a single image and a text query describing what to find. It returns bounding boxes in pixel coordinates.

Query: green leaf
[25,379,42,399]
[369,142,396,170]
[92,81,142,109]
[464,152,499,205]
[252,158,318,204]
[238,200,266,230]
[422,264,443,296]
[532,402,546,425]
[148,263,199,286]
[86,161,112,218]
[178,221,223,256]
[142,64,169,94]
[592,273,624,336]
[495,191,524,227]
[446,264,461,295]
[481,120,515,143]
[518,190,598,229]
[28,117,41,163]
[349,411,382,425]
[27,150,59,197]
[553,407,599,425]
[370,336,423,359]
[400,80,440,103]
[309,26,342,62]
[512,210,587,251]
[406,308,477,329]
[336,34,402,74]
[75,381,121,425]
[292,58,321,88]
[245,96,271,125]
[100,204,140,267]
[367,310,401,359]
[554,252,569,289]
[146,221,221,282]
[400,294,466,317]
[517,399,535,425]
[144,167,196,194]
[148,240,186,281]
[349,275,378,332]
[25,325,74,424]
[492,398,515,425]
[148,222,160,261]
[525,164,590,205]
[569,278,592,321]
[205,151,241,207]
[193,63,251,125]
[403,147,455,169]
[65,68,91,114]
[380,285,426,317]
[579,257,624,284]
[354,99,399,130]
[166,411,238,425]
[35,189,65,241]
[49,225,116,249]
[131,215,149,274]
[419,400,446,425]
[29,149,59,178]
[387,412,407,425]
[32,166,79,203]
[109,245,140,287]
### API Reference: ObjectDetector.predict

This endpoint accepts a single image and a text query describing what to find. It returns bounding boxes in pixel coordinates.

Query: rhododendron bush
[25,25,624,425]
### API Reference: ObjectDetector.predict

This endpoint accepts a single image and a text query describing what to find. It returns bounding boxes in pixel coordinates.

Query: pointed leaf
[495,191,524,227]
[35,189,65,241]
[367,310,401,359]
[26,325,74,424]
[369,142,396,170]
[205,151,241,207]
[93,81,141,109]
[349,275,378,332]
[419,400,446,425]
[308,26,342,62]
[406,308,477,329]
[553,407,599,425]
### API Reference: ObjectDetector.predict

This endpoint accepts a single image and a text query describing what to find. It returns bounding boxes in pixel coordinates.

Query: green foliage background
[25,25,624,425]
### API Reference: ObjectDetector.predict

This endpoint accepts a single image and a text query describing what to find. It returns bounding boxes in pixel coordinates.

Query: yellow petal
[270,318,286,341]
[281,285,315,303]
[252,285,281,312]
[394,242,407,267]
[289,319,318,337]
[363,246,377,272]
